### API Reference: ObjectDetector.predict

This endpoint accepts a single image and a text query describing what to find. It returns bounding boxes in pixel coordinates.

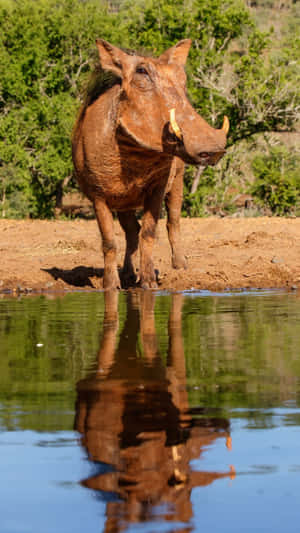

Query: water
[0,289,300,533]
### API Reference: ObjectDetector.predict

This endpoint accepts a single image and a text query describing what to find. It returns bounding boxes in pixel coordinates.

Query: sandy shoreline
[0,217,299,294]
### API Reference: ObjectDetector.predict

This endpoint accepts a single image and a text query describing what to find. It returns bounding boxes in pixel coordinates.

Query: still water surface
[0,290,300,532]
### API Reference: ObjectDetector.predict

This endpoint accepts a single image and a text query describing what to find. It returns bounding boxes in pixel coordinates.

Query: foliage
[0,0,119,218]
[182,166,218,217]
[251,146,300,215]
[120,0,255,129]
[120,0,299,139]
[0,0,299,218]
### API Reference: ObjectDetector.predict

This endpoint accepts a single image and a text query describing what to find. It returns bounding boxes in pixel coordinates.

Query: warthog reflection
[75,292,234,530]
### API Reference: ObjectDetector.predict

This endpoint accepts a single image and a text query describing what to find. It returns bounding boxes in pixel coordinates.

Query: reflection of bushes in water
[180,294,300,407]
[1,292,300,430]
[0,293,108,431]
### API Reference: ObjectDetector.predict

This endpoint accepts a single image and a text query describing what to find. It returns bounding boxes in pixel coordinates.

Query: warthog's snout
[169,109,229,166]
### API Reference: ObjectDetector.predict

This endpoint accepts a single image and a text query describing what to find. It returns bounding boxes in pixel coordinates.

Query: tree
[0,0,120,217]
[0,0,299,218]
[251,145,300,215]
[119,0,299,139]
[118,0,299,214]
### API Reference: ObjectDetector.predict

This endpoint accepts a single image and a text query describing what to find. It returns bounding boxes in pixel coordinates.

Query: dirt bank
[0,217,299,294]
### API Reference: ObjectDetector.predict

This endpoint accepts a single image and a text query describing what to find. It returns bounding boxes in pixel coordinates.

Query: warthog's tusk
[221,115,230,135]
[226,436,232,450]
[170,108,182,140]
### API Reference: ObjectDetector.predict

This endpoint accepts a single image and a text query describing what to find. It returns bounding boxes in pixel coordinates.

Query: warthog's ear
[96,39,126,78]
[159,39,192,66]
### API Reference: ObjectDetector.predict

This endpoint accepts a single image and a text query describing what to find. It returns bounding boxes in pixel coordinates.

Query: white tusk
[170,108,182,140]
[222,115,230,135]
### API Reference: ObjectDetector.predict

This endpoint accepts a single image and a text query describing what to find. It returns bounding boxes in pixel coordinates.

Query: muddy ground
[0,217,299,294]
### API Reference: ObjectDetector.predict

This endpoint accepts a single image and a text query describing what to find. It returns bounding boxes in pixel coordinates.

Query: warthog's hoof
[103,270,121,290]
[172,254,187,270]
[138,278,158,290]
[121,270,137,289]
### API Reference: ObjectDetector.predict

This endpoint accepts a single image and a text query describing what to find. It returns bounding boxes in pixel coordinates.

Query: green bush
[251,146,300,215]
[0,0,119,218]
[0,0,299,218]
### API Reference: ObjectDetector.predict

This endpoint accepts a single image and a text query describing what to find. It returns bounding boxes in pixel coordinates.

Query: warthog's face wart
[96,39,228,166]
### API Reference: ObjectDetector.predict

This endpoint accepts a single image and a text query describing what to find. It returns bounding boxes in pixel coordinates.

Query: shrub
[251,146,300,215]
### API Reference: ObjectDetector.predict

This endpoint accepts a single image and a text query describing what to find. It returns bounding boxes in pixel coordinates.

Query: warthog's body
[72,39,228,288]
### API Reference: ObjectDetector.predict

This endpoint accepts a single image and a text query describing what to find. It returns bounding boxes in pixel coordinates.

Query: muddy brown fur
[72,39,228,289]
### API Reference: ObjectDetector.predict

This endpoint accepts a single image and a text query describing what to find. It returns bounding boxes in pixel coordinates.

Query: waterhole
[0,289,300,533]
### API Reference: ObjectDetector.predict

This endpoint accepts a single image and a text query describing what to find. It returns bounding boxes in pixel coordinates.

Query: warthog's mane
[81,47,152,110]
[72,47,153,140]
[81,67,120,110]
[71,66,120,141]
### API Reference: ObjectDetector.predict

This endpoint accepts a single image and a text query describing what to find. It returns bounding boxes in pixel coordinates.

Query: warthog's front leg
[94,197,121,290]
[139,187,165,289]
[117,211,140,288]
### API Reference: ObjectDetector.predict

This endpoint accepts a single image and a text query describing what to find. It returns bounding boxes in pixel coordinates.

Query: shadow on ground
[43,266,104,288]
[43,266,161,290]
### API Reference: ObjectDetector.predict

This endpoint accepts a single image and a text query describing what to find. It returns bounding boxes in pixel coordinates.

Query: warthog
[72,39,229,289]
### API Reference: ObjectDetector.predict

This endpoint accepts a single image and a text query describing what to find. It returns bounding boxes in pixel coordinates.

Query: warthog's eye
[135,65,149,76]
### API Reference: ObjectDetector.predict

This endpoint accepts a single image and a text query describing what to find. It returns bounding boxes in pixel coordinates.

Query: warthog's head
[96,39,229,166]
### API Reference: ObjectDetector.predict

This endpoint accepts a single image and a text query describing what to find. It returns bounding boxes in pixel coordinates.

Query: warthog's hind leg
[165,159,187,270]
[117,211,140,288]
[94,197,121,290]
